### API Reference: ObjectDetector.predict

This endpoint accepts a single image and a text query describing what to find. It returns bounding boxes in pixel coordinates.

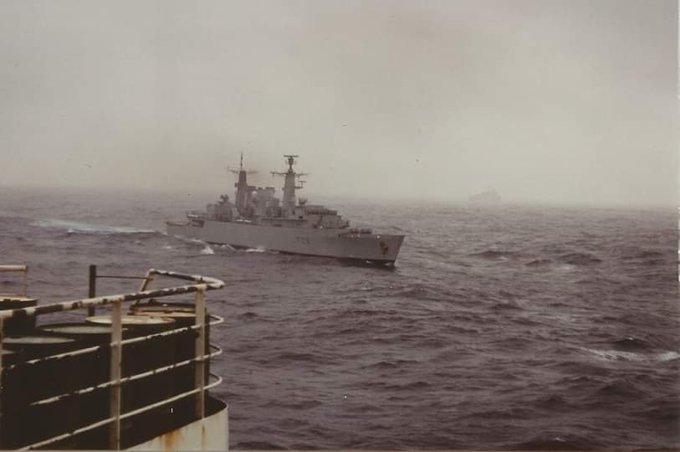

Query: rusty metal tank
[0,296,37,335]
[85,314,177,436]
[128,302,211,415]
[1,334,81,448]
[37,323,121,432]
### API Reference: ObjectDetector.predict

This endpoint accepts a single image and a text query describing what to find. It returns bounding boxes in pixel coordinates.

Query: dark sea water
[0,186,678,450]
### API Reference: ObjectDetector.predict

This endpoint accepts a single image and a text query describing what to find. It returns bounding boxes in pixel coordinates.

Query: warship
[167,155,404,265]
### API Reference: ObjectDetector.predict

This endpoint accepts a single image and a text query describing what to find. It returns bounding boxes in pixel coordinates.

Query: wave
[233,441,286,450]
[611,336,652,351]
[635,249,665,259]
[580,347,679,363]
[469,249,518,260]
[267,351,332,365]
[263,399,323,410]
[490,300,522,311]
[245,246,268,253]
[383,380,432,391]
[582,347,646,362]
[558,252,603,265]
[169,235,205,245]
[590,379,648,401]
[362,359,420,370]
[534,394,571,410]
[237,312,258,321]
[510,434,599,450]
[525,258,553,267]
[657,351,680,362]
[33,219,157,235]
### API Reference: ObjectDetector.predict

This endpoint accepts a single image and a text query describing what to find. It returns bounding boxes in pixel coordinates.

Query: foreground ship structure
[167,155,404,265]
[0,264,227,450]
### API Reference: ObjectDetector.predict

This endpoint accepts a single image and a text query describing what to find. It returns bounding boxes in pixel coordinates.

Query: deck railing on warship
[0,265,225,450]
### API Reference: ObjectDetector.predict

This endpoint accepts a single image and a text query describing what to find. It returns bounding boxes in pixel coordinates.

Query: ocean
[0,186,678,450]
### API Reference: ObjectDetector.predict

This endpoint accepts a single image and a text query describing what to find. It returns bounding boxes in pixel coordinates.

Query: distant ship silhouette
[469,189,501,203]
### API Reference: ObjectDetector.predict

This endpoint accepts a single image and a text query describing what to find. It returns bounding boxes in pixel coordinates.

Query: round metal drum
[128,303,211,426]
[85,314,176,431]
[3,334,76,358]
[39,323,118,343]
[3,335,80,400]
[1,335,81,449]
[0,297,37,335]
[129,301,195,315]
[0,348,17,366]
[37,322,119,435]
[85,314,174,333]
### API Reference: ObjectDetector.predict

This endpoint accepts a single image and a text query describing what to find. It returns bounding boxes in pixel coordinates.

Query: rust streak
[162,426,184,451]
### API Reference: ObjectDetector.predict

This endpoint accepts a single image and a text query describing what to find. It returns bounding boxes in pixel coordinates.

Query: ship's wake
[200,245,215,255]
[245,246,270,253]
[33,219,158,236]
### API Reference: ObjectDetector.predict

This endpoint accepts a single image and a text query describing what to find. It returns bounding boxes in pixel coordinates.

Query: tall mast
[229,152,256,216]
[271,154,306,215]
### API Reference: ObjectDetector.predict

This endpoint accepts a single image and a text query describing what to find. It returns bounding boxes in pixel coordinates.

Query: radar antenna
[270,154,308,213]
[228,152,257,175]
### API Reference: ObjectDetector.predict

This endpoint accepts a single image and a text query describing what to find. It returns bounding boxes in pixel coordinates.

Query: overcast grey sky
[0,0,677,205]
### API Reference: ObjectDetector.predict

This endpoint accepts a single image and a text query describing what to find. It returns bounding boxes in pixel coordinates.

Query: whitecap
[581,347,680,363]
[34,219,155,235]
[580,347,645,362]
[245,247,267,253]
[657,351,680,362]
[200,245,215,255]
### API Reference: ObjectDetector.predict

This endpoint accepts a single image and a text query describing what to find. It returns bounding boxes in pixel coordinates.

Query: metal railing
[0,265,28,298]
[0,266,225,450]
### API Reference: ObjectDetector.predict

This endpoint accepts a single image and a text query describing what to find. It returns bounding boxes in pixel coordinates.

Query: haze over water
[0,0,677,206]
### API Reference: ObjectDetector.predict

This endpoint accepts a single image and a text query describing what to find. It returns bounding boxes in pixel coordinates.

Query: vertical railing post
[87,265,96,316]
[138,270,154,292]
[194,286,206,419]
[109,300,122,449]
[21,266,28,297]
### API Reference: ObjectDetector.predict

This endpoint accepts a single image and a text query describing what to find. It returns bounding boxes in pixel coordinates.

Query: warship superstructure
[167,155,404,265]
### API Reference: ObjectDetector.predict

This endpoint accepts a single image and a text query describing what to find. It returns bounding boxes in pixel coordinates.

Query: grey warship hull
[167,220,404,265]
[168,154,405,265]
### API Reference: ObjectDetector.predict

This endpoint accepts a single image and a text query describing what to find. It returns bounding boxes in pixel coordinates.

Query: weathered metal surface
[87,314,175,326]
[3,315,223,374]
[22,374,225,450]
[0,265,27,272]
[128,401,228,451]
[109,299,123,449]
[29,347,223,408]
[0,277,222,321]
[0,268,227,450]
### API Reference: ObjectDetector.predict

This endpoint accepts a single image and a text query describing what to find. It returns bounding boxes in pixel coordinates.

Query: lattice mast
[271,155,306,214]
[229,153,257,216]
